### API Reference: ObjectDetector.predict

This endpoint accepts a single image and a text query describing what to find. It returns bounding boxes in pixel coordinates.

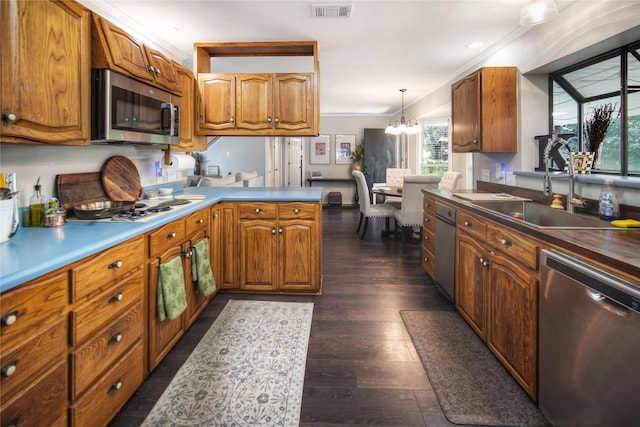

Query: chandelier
[385,89,420,135]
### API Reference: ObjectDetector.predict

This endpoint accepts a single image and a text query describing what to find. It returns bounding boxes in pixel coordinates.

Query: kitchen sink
[470,200,620,229]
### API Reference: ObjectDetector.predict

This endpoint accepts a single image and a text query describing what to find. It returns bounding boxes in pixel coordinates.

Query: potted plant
[350,144,364,171]
[585,103,618,168]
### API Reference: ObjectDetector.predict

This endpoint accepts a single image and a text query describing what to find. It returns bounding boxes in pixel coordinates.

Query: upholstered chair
[383,168,411,207]
[438,171,463,190]
[352,170,397,240]
[393,175,441,252]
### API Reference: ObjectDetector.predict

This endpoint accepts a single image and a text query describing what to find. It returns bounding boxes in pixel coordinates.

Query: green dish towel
[191,238,216,297]
[157,256,187,321]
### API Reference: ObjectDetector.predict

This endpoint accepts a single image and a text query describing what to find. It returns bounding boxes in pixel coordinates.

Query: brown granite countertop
[425,187,640,284]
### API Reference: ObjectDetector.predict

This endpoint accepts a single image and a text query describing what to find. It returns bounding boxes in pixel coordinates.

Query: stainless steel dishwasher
[539,249,640,426]
[434,202,456,302]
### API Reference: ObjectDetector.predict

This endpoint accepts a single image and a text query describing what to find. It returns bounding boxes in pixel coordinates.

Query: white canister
[0,198,20,243]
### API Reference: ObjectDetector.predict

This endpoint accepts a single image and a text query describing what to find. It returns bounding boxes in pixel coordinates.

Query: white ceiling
[79,0,550,116]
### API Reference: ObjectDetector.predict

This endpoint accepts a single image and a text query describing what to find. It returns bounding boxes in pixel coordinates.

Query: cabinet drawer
[70,341,144,427]
[185,208,210,236]
[423,228,436,254]
[278,202,316,219]
[457,210,487,241]
[239,202,277,219]
[423,212,436,234]
[149,219,186,258]
[0,318,67,402]
[422,245,435,278]
[486,224,539,270]
[71,269,144,345]
[0,359,67,427]
[71,299,144,400]
[73,236,144,302]
[0,271,68,351]
[423,195,436,217]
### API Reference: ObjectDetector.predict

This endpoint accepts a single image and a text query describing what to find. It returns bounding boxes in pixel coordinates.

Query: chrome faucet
[543,137,586,213]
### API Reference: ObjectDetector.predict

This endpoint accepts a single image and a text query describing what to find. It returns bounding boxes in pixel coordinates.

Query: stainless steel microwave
[91,69,180,145]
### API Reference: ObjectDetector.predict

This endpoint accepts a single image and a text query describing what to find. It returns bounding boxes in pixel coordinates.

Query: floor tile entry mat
[400,310,549,426]
[142,300,314,426]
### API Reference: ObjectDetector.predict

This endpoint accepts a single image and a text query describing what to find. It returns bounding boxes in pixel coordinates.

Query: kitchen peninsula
[0,186,322,427]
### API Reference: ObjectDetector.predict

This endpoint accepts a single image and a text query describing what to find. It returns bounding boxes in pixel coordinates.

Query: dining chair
[352,170,397,240]
[438,171,463,190]
[383,168,411,208]
[393,175,441,252]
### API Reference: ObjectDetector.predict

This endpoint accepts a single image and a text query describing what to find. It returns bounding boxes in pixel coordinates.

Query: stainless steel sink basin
[471,200,619,229]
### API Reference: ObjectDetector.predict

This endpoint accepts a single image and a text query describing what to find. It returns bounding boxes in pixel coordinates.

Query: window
[550,40,640,175]
[420,123,449,176]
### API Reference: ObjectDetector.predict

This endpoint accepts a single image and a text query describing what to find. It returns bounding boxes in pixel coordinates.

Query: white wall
[204,136,267,178]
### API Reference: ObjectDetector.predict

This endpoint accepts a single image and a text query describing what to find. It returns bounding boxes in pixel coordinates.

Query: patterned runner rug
[142,300,314,426]
[401,310,550,426]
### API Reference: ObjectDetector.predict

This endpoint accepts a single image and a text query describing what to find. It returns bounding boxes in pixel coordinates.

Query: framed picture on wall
[335,134,356,164]
[310,135,331,164]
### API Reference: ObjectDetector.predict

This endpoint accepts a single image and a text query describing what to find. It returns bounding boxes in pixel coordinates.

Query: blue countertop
[0,186,322,293]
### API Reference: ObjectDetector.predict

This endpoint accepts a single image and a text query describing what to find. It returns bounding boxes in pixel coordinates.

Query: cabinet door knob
[424,257,430,262]
[279,228,283,234]
[272,228,276,234]
[108,332,123,345]
[254,208,261,213]
[147,65,154,74]
[473,139,478,145]
[293,208,299,213]
[109,379,123,392]
[3,109,17,124]
[2,360,18,377]
[167,232,176,239]
[274,117,279,123]
[465,221,472,227]
[108,260,123,269]
[1,312,18,326]
[229,117,235,123]
[109,292,123,303]
[267,116,272,123]
[196,218,203,224]
[155,68,161,76]
[500,238,512,246]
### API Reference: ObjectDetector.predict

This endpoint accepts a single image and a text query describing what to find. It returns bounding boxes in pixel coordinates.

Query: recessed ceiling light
[466,41,484,49]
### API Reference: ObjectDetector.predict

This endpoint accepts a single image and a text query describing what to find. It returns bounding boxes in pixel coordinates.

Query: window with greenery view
[420,124,449,176]
[551,40,640,175]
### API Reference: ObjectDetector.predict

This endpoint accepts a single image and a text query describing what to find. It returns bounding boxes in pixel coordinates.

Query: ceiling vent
[311,3,352,18]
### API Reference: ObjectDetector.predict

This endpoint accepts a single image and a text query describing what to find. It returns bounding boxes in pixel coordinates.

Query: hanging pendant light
[385,89,421,135]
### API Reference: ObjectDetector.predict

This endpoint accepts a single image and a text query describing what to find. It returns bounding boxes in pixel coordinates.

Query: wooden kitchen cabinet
[215,203,240,290]
[0,270,68,426]
[174,63,207,151]
[198,73,314,135]
[91,14,180,94]
[194,41,320,136]
[451,67,517,153]
[455,208,539,400]
[422,193,437,278]
[1,0,91,145]
[238,202,321,293]
[69,235,145,426]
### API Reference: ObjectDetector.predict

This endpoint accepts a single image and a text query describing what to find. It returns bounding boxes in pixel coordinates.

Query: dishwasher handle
[542,249,640,314]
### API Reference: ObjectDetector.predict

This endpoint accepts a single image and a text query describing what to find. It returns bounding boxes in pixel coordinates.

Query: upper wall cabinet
[194,41,320,136]
[174,63,207,152]
[91,15,181,95]
[451,67,518,153]
[1,0,91,145]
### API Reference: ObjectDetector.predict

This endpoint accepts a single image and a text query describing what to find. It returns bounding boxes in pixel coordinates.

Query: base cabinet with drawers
[422,193,437,278]
[455,208,539,400]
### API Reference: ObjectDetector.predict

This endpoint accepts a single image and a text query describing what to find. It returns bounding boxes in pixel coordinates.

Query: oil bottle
[29,177,45,227]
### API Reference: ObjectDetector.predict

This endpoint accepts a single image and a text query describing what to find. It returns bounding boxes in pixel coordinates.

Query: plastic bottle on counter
[598,178,620,221]
[29,178,45,227]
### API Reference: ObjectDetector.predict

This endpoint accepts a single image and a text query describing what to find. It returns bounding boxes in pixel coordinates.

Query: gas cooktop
[69,198,203,223]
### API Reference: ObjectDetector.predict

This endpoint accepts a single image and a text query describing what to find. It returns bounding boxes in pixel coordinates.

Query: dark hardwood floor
[110,206,459,426]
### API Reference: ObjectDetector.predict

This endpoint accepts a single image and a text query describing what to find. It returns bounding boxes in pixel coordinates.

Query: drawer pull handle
[293,208,300,213]
[254,208,261,213]
[196,219,204,224]
[109,332,123,345]
[2,360,18,377]
[500,238,512,246]
[464,221,472,227]
[424,235,430,241]
[109,292,123,303]
[110,379,123,392]
[167,232,176,239]
[109,260,123,269]
[1,312,18,326]
[425,218,430,223]
[424,257,430,262]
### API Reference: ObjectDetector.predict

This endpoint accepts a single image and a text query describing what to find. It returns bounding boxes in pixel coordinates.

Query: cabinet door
[451,70,480,152]
[218,204,239,289]
[184,230,211,328]
[198,74,236,131]
[273,74,313,131]
[148,246,185,370]
[94,16,154,84]
[455,233,488,340]
[236,74,273,131]
[487,253,538,400]
[1,0,90,145]
[278,219,318,291]
[239,219,278,290]
[143,45,180,94]
[174,64,206,151]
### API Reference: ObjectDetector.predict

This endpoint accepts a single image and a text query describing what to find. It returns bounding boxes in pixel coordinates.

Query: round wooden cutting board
[101,156,144,202]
